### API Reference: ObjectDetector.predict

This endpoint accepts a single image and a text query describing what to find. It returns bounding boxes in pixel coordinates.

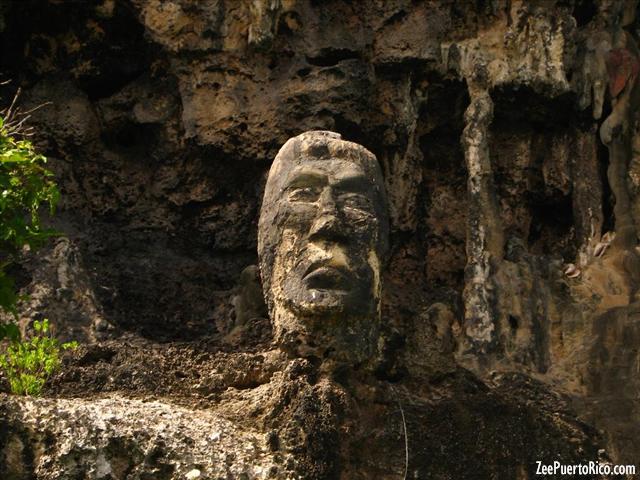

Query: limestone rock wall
[1,0,640,478]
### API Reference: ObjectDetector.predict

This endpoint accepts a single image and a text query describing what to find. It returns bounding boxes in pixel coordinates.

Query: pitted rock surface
[0,394,286,480]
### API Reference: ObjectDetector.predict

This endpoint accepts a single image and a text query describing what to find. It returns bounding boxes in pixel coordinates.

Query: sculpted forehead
[264,136,385,204]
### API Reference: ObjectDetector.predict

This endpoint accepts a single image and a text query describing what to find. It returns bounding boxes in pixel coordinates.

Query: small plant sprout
[0,319,77,396]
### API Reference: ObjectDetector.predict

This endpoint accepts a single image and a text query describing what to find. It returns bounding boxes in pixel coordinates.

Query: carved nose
[309,190,345,241]
[318,188,338,215]
[310,214,339,238]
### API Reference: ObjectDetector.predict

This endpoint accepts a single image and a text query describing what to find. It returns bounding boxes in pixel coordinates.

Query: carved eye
[288,186,321,203]
[340,193,373,214]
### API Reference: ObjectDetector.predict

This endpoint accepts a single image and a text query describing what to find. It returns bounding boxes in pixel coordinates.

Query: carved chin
[271,287,380,363]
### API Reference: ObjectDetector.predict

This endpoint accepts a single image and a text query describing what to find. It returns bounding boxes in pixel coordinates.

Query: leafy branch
[0,86,59,318]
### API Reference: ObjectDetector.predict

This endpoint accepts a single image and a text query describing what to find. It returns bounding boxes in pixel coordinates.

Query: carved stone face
[258,131,389,363]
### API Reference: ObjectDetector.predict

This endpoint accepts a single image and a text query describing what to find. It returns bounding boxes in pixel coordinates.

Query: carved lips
[302,260,352,290]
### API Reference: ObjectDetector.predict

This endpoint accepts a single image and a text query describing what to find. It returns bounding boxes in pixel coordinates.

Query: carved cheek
[345,212,378,244]
[278,201,317,231]
[270,230,300,306]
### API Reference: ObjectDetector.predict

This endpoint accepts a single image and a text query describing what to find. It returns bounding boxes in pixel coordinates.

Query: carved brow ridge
[287,169,328,188]
[287,168,372,193]
[332,173,371,193]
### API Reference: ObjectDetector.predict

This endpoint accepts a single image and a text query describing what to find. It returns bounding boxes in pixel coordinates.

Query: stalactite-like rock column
[460,76,504,357]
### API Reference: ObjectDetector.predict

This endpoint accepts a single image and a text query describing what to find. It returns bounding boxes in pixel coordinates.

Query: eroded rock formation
[1,0,640,478]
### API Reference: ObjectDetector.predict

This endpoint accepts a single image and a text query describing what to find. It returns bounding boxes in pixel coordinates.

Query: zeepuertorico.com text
[536,461,635,476]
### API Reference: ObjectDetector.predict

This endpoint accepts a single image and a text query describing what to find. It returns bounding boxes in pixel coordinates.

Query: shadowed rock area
[0,0,639,478]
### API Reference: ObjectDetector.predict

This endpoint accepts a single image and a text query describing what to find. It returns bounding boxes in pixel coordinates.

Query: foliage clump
[0,112,59,317]
[0,319,77,396]
[0,88,76,396]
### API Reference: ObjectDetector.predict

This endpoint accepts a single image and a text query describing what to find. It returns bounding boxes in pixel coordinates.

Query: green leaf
[0,317,79,395]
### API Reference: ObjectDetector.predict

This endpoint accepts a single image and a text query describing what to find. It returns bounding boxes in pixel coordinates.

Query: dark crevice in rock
[527,192,575,257]
[572,0,598,28]
[598,134,615,235]
[382,9,408,27]
[420,78,469,290]
[491,85,585,128]
[305,48,361,67]
[1,0,152,100]
[508,315,519,331]
[101,122,161,155]
[3,262,31,292]
[332,114,368,147]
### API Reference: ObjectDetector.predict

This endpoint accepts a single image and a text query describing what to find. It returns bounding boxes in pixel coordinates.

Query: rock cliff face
[1,0,640,478]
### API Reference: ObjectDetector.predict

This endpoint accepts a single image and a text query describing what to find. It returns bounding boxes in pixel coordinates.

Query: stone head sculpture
[258,131,389,365]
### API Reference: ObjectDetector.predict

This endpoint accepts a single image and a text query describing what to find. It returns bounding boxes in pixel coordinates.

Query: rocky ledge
[0,394,285,480]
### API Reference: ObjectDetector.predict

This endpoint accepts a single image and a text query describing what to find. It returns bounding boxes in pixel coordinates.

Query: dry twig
[1,85,52,138]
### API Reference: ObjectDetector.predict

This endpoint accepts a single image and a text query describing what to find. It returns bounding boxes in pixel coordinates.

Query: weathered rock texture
[0,0,639,478]
[1,394,284,479]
